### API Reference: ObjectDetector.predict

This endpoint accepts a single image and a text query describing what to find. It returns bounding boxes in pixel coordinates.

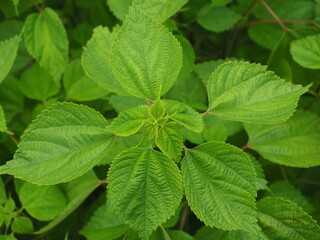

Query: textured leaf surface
[0,103,113,185]
[23,8,68,81]
[182,142,259,232]
[155,122,184,161]
[111,5,182,99]
[290,34,320,69]
[82,26,127,95]
[0,35,21,84]
[207,61,309,123]
[149,99,165,119]
[197,5,240,32]
[108,148,183,239]
[18,181,67,221]
[19,63,59,101]
[249,155,268,191]
[163,100,204,132]
[80,202,129,240]
[35,171,99,234]
[257,197,320,240]
[245,111,320,167]
[107,105,149,136]
[63,59,108,101]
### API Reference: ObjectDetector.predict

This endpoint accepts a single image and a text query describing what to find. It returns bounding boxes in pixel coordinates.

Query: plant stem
[8,134,19,145]
[259,0,288,32]
[279,165,288,182]
[240,144,250,150]
[179,202,189,230]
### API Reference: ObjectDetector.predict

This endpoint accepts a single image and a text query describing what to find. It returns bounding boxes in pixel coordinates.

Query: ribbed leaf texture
[155,122,184,161]
[207,61,309,123]
[0,35,21,84]
[82,26,127,95]
[245,111,320,167]
[23,8,68,81]
[0,103,113,185]
[80,202,129,240]
[290,34,320,69]
[182,141,259,233]
[163,100,204,132]
[111,5,182,100]
[149,98,165,119]
[108,148,183,239]
[257,197,320,240]
[107,105,149,136]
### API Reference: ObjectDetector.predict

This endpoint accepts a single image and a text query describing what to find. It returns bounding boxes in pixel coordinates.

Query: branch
[179,202,189,230]
[259,0,288,32]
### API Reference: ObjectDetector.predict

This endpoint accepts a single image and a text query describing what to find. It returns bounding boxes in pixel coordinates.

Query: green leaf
[211,0,232,6]
[168,230,194,240]
[163,100,204,132]
[111,5,182,100]
[207,61,309,124]
[18,181,67,221]
[19,63,59,101]
[35,170,99,234]
[197,5,240,32]
[108,95,146,112]
[182,142,259,232]
[107,0,188,22]
[11,216,33,234]
[4,198,15,213]
[82,26,127,95]
[0,102,113,185]
[0,206,5,228]
[23,8,68,81]
[80,202,129,240]
[0,177,6,205]
[149,99,166,119]
[265,181,314,214]
[108,148,183,239]
[0,105,8,133]
[155,122,184,161]
[290,34,320,69]
[0,235,17,240]
[257,197,320,240]
[249,155,268,191]
[0,35,21,84]
[63,59,108,101]
[245,111,320,167]
[107,105,149,136]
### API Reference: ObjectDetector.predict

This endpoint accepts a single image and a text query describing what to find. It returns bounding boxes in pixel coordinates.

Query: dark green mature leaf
[163,100,204,132]
[108,148,183,239]
[19,63,59,101]
[257,197,320,240]
[23,8,68,81]
[182,142,259,232]
[207,61,309,123]
[197,5,240,32]
[111,5,182,100]
[80,202,129,240]
[290,34,320,69]
[0,35,21,84]
[108,95,146,112]
[107,105,149,136]
[0,102,113,185]
[0,177,6,205]
[245,111,320,167]
[82,26,127,95]
[0,105,8,133]
[18,181,67,221]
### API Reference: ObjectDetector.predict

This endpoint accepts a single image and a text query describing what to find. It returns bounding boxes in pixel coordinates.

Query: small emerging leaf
[149,98,166,119]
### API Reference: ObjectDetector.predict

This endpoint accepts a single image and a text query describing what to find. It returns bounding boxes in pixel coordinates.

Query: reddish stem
[260,0,288,32]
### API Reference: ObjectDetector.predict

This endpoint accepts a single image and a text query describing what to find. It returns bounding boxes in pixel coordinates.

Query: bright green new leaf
[107,0,188,22]
[290,34,320,69]
[18,181,67,221]
[108,148,183,239]
[182,142,259,232]
[23,8,68,81]
[207,61,309,124]
[19,63,59,101]
[0,35,21,84]
[149,98,166,119]
[80,202,129,240]
[257,197,320,240]
[155,122,184,161]
[4,198,15,213]
[245,111,320,167]
[107,105,149,136]
[111,5,182,100]
[0,105,8,133]
[163,100,204,132]
[63,59,108,101]
[265,181,314,214]
[35,171,99,234]
[0,102,113,185]
[82,26,127,95]
[11,217,33,234]
[197,5,240,32]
